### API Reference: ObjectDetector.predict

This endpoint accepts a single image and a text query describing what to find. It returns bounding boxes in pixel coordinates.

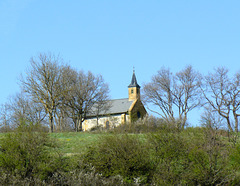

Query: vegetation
[143,65,201,129]
[0,122,67,183]
[1,119,240,185]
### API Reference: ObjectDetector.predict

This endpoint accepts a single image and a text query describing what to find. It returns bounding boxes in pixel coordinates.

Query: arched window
[137,111,141,119]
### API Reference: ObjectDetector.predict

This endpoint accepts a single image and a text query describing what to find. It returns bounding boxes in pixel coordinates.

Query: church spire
[128,68,140,88]
[128,68,141,101]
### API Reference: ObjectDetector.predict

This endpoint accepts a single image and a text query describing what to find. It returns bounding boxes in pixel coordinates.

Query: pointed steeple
[128,68,140,88]
[128,68,141,101]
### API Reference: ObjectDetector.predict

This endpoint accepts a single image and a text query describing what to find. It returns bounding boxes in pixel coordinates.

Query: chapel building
[82,70,147,131]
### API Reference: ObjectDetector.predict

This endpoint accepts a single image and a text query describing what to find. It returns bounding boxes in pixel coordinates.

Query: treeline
[1,52,240,132]
[0,53,109,132]
[144,66,240,132]
[0,119,240,185]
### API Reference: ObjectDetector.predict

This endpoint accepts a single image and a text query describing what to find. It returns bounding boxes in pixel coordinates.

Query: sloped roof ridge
[109,98,129,101]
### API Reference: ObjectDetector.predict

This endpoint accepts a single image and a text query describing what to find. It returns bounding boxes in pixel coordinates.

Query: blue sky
[0,0,240,126]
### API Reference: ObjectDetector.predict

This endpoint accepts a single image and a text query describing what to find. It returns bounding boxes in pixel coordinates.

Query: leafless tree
[0,103,11,131]
[53,65,76,131]
[228,72,240,132]
[200,105,225,130]
[0,92,46,131]
[143,67,175,122]
[143,65,201,128]
[7,92,46,127]
[20,53,70,132]
[173,65,202,128]
[65,70,109,131]
[202,67,240,132]
[201,67,233,132]
[54,101,71,131]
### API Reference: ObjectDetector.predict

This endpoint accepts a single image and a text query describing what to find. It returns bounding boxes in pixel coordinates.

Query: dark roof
[87,98,134,117]
[128,70,140,88]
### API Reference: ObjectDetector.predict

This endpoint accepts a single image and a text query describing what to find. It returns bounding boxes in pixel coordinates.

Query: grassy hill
[1,124,240,185]
[50,132,102,155]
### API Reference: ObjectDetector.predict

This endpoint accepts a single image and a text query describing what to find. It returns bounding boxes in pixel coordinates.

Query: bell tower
[128,69,140,101]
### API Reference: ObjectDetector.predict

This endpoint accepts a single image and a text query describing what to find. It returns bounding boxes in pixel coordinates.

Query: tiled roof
[87,98,133,117]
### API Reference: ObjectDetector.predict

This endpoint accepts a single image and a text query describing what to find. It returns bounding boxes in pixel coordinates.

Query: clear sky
[0,0,240,126]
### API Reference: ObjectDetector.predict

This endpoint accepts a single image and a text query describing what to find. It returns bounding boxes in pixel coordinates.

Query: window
[105,121,110,129]
[137,111,141,119]
[131,89,134,94]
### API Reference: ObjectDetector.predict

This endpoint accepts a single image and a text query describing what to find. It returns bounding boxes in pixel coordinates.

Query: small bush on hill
[147,128,190,185]
[113,116,168,134]
[83,134,153,184]
[147,125,237,185]
[0,122,66,181]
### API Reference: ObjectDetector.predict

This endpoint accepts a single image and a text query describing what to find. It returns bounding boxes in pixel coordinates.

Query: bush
[83,134,153,184]
[113,116,168,134]
[147,129,190,185]
[0,122,65,181]
[147,126,236,185]
[0,169,126,186]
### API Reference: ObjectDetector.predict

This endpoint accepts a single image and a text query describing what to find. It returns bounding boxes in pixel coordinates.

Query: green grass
[0,132,102,156]
[49,132,104,156]
[0,132,151,157]
[49,132,147,155]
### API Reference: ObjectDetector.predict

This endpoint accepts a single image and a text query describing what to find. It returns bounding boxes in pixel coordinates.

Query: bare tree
[201,67,233,132]
[200,105,225,130]
[0,103,11,131]
[0,92,46,131]
[173,65,202,128]
[65,70,109,131]
[20,53,69,132]
[54,101,71,131]
[143,65,201,128]
[228,72,240,132]
[143,67,175,123]
[202,67,240,132]
[8,92,46,127]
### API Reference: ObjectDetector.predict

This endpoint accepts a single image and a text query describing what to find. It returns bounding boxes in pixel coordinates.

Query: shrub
[113,116,168,134]
[147,129,190,185]
[0,122,65,181]
[83,134,153,184]
[0,168,126,186]
[183,127,235,185]
[147,126,236,185]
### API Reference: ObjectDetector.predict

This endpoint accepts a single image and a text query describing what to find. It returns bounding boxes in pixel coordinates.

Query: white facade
[82,113,131,131]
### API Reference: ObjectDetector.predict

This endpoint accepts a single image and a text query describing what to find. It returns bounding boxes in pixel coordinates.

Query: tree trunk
[226,117,233,132]
[233,111,239,133]
[96,115,99,127]
[49,112,54,133]
[181,113,187,130]
[77,114,83,132]
[72,118,78,132]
